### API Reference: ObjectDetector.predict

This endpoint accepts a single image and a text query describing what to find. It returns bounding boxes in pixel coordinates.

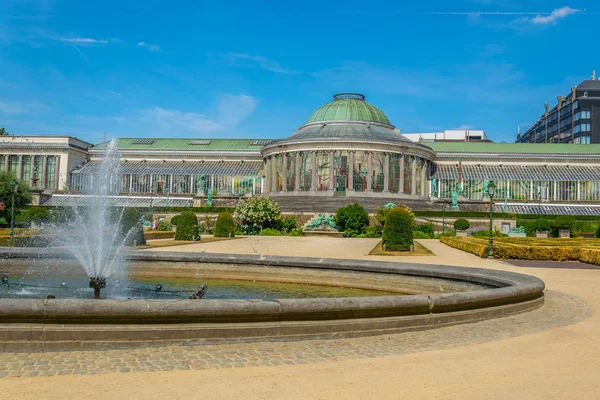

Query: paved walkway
[1,237,599,399]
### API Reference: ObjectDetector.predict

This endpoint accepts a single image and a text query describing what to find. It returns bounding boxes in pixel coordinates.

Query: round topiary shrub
[214,212,236,237]
[335,203,369,237]
[382,208,414,251]
[175,211,199,241]
[120,208,146,246]
[453,218,470,231]
[170,215,180,226]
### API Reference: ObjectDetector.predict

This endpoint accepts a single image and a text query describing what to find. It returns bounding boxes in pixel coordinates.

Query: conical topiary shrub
[175,211,199,241]
[214,212,235,237]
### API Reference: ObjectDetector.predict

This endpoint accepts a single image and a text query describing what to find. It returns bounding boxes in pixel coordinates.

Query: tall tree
[0,171,32,224]
[0,127,8,135]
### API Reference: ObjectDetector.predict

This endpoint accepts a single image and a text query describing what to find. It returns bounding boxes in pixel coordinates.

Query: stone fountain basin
[0,249,545,351]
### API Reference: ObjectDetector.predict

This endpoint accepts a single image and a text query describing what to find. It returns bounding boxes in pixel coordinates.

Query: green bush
[550,215,576,237]
[359,225,382,238]
[170,215,180,226]
[413,231,431,239]
[157,220,172,231]
[453,218,470,231]
[382,208,414,251]
[259,228,282,236]
[174,211,199,241]
[596,221,600,238]
[16,206,52,225]
[414,222,434,238]
[335,203,369,237]
[214,212,236,237]
[144,230,175,240]
[282,216,297,234]
[120,208,146,246]
[434,230,456,239]
[471,229,508,238]
[288,228,304,236]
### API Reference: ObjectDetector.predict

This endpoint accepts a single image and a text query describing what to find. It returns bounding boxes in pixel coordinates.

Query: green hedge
[259,228,282,236]
[214,212,236,237]
[174,211,199,241]
[382,208,413,251]
[414,210,600,221]
[144,231,175,240]
[120,208,146,246]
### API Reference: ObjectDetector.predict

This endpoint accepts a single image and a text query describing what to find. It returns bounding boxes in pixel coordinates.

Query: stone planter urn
[535,231,549,238]
[456,230,469,237]
[559,229,571,238]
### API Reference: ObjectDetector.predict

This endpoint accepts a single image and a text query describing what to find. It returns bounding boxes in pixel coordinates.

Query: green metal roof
[91,138,273,151]
[425,142,600,155]
[305,93,392,126]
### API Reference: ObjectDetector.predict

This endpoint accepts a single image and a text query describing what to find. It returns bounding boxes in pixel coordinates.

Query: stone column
[553,181,557,201]
[295,152,301,191]
[41,156,48,189]
[421,160,427,196]
[54,156,60,190]
[411,157,417,196]
[383,153,390,193]
[529,180,534,200]
[29,156,36,187]
[282,153,288,192]
[366,152,372,191]
[348,151,355,192]
[399,154,405,194]
[310,151,317,191]
[328,151,335,191]
[271,156,278,193]
[3,155,8,171]
[16,155,23,180]
[577,181,581,201]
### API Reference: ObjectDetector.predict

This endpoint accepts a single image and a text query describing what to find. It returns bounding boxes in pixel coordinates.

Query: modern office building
[516,75,600,144]
[4,91,600,214]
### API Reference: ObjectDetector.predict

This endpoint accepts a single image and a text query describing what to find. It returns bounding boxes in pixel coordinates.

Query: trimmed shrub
[120,208,146,246]
[414,222,434,238]
[288,228,304,236]
[144,230,175,240]
[214,212,236,237]
[596,221,600,238]
[453,218,470,231]
[174,211,199,241]
[259,228,282,236]
[413,231,431,239]
[170,215,180,226]
[382,208,414,251]
[282,216,297,234]
[471,229,508,238]
[440,236,488,258]
[335,203,369,237]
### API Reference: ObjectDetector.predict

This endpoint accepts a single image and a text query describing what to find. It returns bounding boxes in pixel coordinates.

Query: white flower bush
[234,197,281,234]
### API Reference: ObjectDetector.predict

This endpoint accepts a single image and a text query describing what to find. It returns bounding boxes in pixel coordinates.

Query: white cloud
[531,6,580,24]
[0,99,48,114]
[454,125,474,130]
[226,53,301,74]
[140,107,222,133]
[217,94,258,126]
[60,37,108,44]
[137,41,161,52]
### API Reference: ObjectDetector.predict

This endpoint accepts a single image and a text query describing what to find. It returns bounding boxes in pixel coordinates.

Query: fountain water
[50,139,138,298]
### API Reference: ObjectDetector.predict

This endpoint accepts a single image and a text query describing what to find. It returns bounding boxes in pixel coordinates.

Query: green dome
[305,93,392,126]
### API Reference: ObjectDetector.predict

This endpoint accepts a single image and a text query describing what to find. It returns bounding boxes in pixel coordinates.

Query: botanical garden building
[3,92,600,214]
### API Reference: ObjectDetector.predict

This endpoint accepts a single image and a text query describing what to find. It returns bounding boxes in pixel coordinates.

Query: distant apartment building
[516,73,600,144]
[402,129,490,143]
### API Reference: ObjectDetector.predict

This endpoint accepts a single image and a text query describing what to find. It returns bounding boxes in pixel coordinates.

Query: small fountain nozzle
[89,277,107,299]
[189,284,208,299]
[155,283,163,293]
[1,276,8,285]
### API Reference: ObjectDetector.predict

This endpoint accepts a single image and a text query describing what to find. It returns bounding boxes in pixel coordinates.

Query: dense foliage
[234,197,281,235]
[0,171,32,225]
[453,218,470,231]
[120,208,146,246]
[382,208,414,251]
[174,211,200,241]
[414,222,434,238]
[258,228,282,236]
[471,229,508,238]
[596,221,600,238]
[214,212,236,237]
[170,215,180,226]
[282,216,297,234]
[335,203,369,237]
[288,228,304,236]
[412,231,431,239]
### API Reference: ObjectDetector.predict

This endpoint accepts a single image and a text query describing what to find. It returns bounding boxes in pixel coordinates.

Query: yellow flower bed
[440,236,600,265]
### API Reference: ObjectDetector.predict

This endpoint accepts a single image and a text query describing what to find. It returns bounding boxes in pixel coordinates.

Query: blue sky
[0,0,598,144]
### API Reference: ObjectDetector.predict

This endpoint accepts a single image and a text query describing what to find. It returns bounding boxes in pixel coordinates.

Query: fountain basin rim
[0,248,544,325]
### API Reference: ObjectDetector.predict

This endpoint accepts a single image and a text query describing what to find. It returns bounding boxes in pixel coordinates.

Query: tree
[0,171,32,224]
[0,127,8,136]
